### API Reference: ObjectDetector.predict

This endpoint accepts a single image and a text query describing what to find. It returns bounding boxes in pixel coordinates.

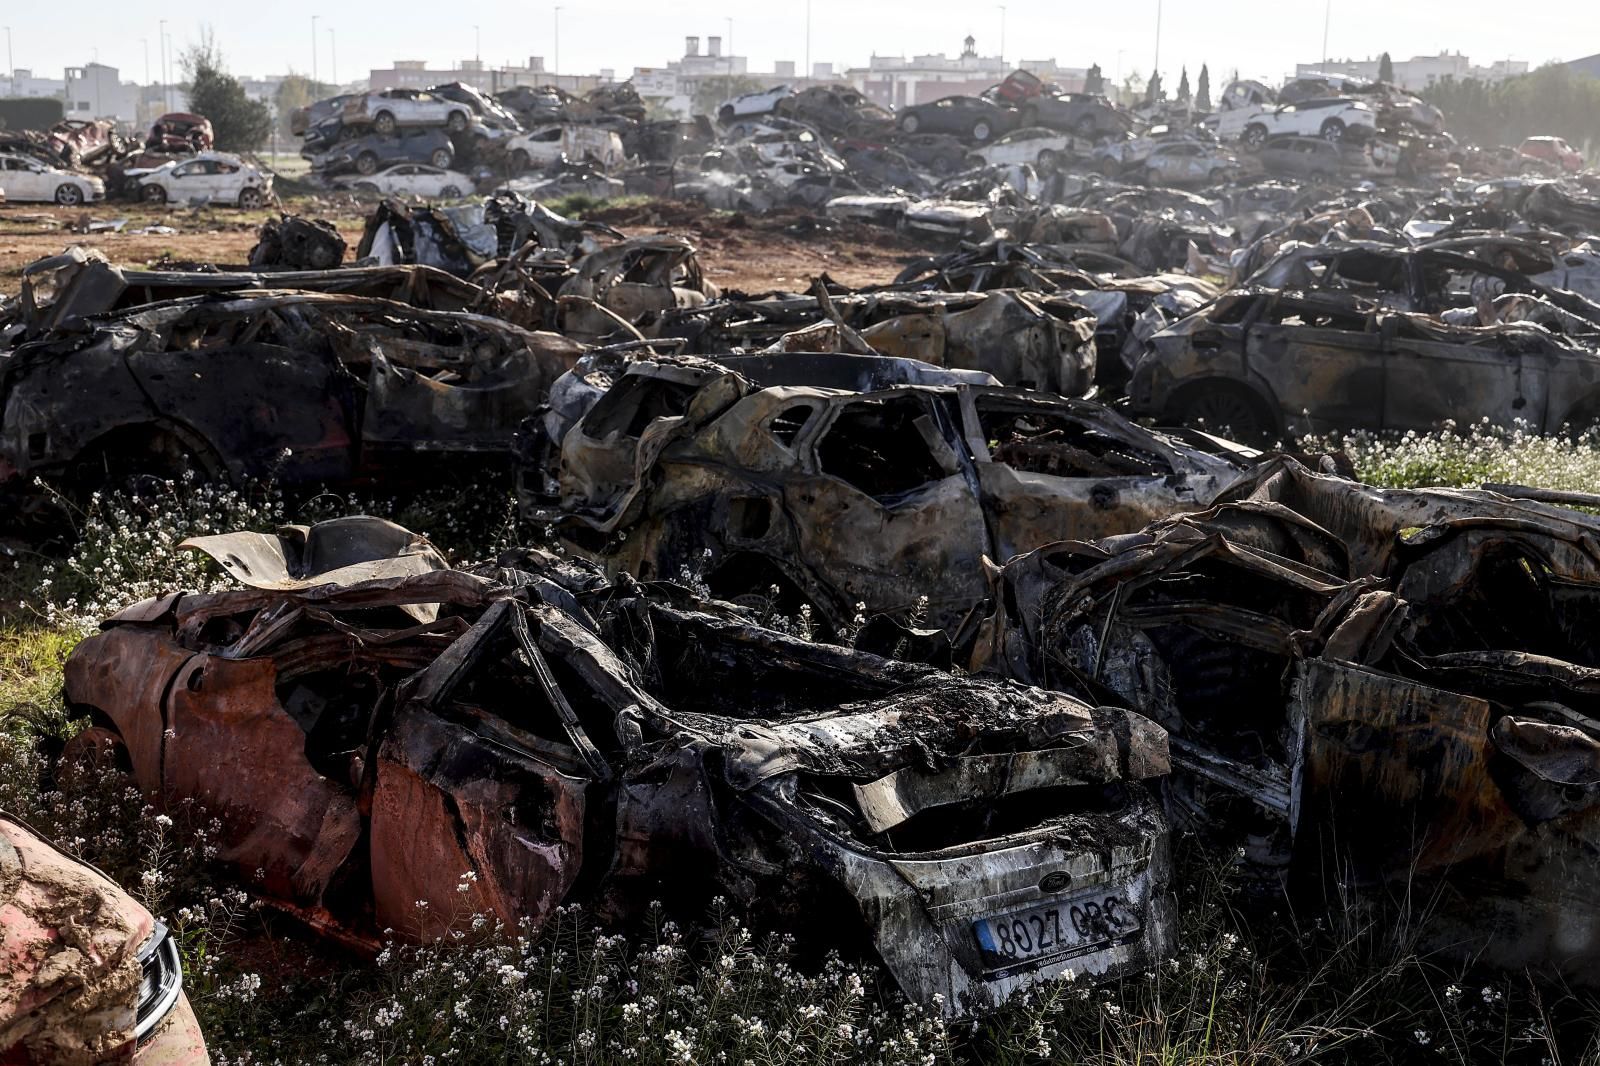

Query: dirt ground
[0,195,929,294]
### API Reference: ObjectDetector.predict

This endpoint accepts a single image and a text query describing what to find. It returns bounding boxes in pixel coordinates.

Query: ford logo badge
[1039,871,1072,893]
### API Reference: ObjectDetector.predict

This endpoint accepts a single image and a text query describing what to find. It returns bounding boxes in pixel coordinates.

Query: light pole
[328,28,336,87]
[474,24,481,64]
[998,5,1006,69]
[142,37,149,89]
[1321,0,1331,65]
[158,19,167,113]
[311,14,319,88]
[5,27,13,96]
[553,6,562,77]
[1153,0,1162,77]
[805,0,811,83]
[725,17,733,61]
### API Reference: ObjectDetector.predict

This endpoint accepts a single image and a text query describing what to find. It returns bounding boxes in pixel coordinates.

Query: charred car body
[521,356,1253,635]
[967,459,1600,983]
[61,517,1176,1015]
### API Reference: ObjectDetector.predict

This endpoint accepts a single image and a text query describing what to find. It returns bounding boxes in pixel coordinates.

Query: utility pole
[998,6,1006,69]
[1153,0,1162,77]
[329,28,336,87]
[158,20,167,113]
[553,6,562,76]
[725,17,733,62]
[311,14,319,88]
[5,27,13,96]
[1321,0,1331,65]
[474,25,481,64]
[805,0,811,83]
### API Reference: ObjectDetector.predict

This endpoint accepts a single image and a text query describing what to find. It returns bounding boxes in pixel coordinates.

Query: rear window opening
[977,402,1169,478]
[581,375,698,440]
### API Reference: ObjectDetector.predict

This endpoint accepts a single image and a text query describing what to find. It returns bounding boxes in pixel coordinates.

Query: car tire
[510,148,530,172]
[1243,124,1268,149]
[899,113,921,134]
[1208,167,1229,183]
[447,110,469,133]
[1174,381,1276,443]
[440,185,462,198]
[970,120,994,143]
[238,187,265,208]
[142,184,167,204]
[54,183,85,206]
[1142,166,1160,186]
[59,725,131,776]
[374,111,397,136]
[1036,149,1061,174]
[357,152,380,175]
[1320,118,1346,142]
[432,148,455,168]
[1099,157,1122,177]
[931,153,958,176]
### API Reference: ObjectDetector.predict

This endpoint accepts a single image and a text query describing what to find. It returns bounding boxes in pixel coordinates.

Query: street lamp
[158,19,168,113]
[553,6,562,77]
[474,24,481,65]
[5,27,13,96]
[311,14,319,88]
[328,28,337,87]
[1153,0,1162,76]
[998,5,1006,69]
[725,16,733,61]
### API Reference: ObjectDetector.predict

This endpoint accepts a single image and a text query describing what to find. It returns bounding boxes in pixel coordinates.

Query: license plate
[973,891,1142,971]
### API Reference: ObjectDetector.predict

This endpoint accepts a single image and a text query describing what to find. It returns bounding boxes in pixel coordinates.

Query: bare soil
[0,196,929,294]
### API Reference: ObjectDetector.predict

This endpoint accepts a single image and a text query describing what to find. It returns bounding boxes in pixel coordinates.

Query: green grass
[4,436,1600,1063]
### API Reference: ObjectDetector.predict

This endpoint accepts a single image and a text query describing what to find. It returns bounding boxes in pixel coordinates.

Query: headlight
[134,920,184,1043]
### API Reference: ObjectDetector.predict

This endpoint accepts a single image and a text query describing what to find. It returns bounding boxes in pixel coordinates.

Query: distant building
[1293,52,1528,91]
[369,58,611,96]
[845,36,1083,109]
[1567,53,1600,80]
[6,68,68,100]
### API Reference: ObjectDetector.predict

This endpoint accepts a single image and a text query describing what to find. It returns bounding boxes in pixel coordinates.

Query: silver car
[344,89,474,135]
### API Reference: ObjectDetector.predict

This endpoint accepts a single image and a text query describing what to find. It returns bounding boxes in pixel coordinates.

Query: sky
[1,0,1589,89]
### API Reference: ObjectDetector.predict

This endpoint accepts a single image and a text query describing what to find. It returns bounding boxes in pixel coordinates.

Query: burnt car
[0,290,582,494]
[47,119,125,168]
[883,132,974,176]
[522,356,1253,635]
[772,84,894,138]
[306,128,455,177]
[61,516,1176,1016]
[970,458,1600,983]
[146,113,213,153]
[1128,288,1600,439]
[1,814,209,1063]
[1255,136,1347,181]
[896,96,1018,144]
[427,81,522,132]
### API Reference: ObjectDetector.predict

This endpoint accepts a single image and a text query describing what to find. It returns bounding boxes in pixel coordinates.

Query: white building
[845,37,1085,110]
[62,63,141,122]
[1294,52,1529,92]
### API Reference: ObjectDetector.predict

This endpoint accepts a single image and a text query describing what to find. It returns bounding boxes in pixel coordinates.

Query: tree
[1145,70,1163,106]
[1378,52,1395,84]
[273,74,335,140]
[1197,64,1212,111]
[1177,67,1191,106]
[180,31,272,152]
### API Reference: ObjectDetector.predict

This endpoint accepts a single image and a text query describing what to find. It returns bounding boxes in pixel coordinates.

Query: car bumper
[134,992,211,1065]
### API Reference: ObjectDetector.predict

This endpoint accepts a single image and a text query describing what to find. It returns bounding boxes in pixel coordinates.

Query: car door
[383,164,416,194]
[1381,316,1548,432]
[787,391,991,629]
[415,167,446,197]
[3,157,46,200]
[1243,295,1385,432]
[212,160,245,201]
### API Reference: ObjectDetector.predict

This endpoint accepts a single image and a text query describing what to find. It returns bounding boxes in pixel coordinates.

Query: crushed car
[60,516,1177,1016]
[520,355,1254,635]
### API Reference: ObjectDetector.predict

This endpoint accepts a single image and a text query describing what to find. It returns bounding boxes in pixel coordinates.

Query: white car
[718,84,793,124]
[1228,98,1376,147]
[345,89,474,136]
[968,127,1079,173]
[0,153,104,205]
[130,152,272,207]
[343,164,473,200]
[507,125,626,173]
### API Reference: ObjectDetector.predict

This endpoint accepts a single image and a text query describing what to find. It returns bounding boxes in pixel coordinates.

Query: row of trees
[1421,63,1599,156]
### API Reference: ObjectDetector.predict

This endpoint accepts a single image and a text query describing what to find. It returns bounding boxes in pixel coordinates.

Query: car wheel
[238,187,265,208]
[1309,170,1333,183]
[142,183,167,204]
[1098,157,1122,177]
[54,183,85,206]
[1175,382,1276,443]
[1243,124,1268,149]
[432,148,455,168]
[1208,167,1228,183]
[440,184,462,198]
[446,110,468,133]
[357,152,379,175]
[374,111,397,136]
[1075,115,1098,139]
[1036,149,1061,174]
[59,725,131,776]
[1320,118,1346,142]
[931,153,958,176]
[899,113,921,134]
[970,120,994,143]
